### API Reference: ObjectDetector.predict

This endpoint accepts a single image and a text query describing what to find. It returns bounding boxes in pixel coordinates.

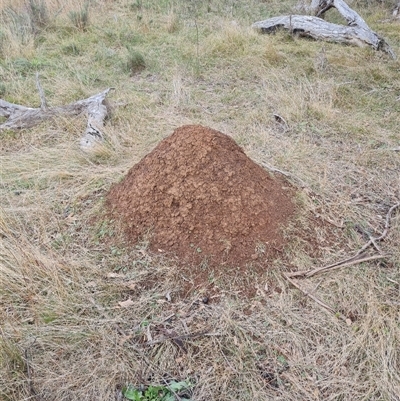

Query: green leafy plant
[122,380,192,401]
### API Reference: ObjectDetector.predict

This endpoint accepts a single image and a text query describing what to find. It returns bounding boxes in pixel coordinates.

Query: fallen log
[0,75,113,150]
[253,0,395,58]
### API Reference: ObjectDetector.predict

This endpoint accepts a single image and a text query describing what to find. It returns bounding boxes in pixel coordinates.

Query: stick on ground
[288,202,400,279]
[284,202,399,319]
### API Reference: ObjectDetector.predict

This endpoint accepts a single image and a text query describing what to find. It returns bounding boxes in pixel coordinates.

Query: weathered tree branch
[0,84,114,150]
[394,1,400,18]
[313,0,372,30]
[253,0,395,58]
[35,73,48,111]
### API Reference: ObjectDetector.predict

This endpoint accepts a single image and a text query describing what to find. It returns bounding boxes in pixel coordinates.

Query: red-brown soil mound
[106,125,296,267]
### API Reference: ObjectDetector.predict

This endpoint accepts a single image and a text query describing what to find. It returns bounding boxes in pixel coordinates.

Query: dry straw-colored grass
[1,0,400,400]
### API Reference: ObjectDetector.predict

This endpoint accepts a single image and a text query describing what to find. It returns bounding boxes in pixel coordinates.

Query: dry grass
[1,0,400,400]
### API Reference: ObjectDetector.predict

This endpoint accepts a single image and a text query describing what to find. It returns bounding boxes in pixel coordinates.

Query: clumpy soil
[106,125,296,268]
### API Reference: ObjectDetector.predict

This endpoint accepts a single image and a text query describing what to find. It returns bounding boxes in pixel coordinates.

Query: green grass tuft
[125,49,146,75]
[69,2,90,31]
[27,0,49,31]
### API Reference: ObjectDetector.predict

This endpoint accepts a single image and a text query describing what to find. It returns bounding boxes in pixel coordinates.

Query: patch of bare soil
[106,125,297,276]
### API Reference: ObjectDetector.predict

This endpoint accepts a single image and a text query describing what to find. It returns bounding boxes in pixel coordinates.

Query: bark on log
[253,0,395,58]
[0,86,113,150]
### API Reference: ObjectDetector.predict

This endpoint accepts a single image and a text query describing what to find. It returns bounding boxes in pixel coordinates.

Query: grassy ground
[1,0,400,400]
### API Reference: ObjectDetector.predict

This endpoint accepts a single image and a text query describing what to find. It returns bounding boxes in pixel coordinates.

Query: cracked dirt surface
[106,125,297,269]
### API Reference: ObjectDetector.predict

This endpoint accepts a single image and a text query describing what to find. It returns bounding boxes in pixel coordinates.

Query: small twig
[261,162,291,177]
[145,328,210,346]
[284,274,346,321]
[159,376,184,401]
[387,277,399,285]
[194,18,200,72]
[216,337,239,373]
[35,72,47,111]
[353,238,374,257]
[316,3,334,19]
[314,212,344,228]
[260,161,309,189]
[368,233,382,254]
[287,252,387,279]
[305,254,386,278]
[179,274,193,284]
[374,202,400,241]
[356,203,400,251]
[313,279,323,292]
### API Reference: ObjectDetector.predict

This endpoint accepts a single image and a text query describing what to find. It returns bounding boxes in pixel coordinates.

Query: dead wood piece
[253,0,395,58]
[145,328,210,346]
[284,273,347,321]
[0,86,114,151]
[273,113,288,128]
[373,202,400,242]
[35,73,47,111]
[79,89,113,149]
[393,2,400,18]
[287,254,387,278]
[260,161,309,189]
